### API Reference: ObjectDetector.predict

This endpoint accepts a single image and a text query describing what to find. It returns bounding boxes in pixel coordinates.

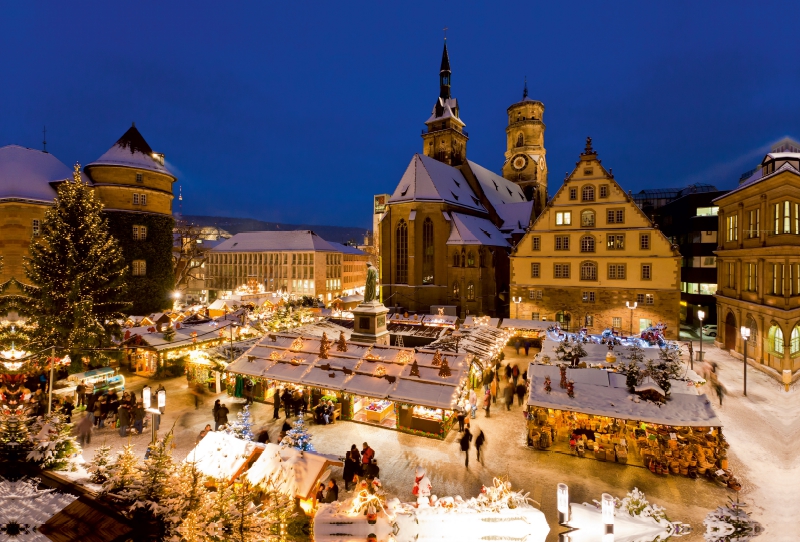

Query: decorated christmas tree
[225,404,255,441]
[164,462,209,540]
[88,443,113,484]
[104,443,142,496]
[280,417,315,451]
[20,165,130,370]
[26,413,80,471]
[129,431,176,518]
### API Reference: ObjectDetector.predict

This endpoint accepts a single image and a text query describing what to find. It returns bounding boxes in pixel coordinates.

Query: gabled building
[510,139,681,338]
[379,41,544,317]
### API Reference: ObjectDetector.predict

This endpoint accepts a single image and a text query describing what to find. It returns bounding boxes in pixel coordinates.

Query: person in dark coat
[215,403,229,430]
[322,479,339,503]
[514,338,521,354]
[315,483,325,504]
[460,428,472,467]
[505,364,512,382]
[273,388,282,419]
[132,402,145,434]
[117,404,130,437]
[364,458,380,481]
[281,388,292,418]
[212,399,221,430]
[62,398,74,423]
[76,383,86,408]
[455,402,466,432]
[350,444,362,475]
[504,385,514,411]
[256,428,271,443]
[483,390,491,418]
[516,382,527,406]
[343,450,358,490]
[475,430,486,464]
[511,364,520,387]
[523,341,531,356]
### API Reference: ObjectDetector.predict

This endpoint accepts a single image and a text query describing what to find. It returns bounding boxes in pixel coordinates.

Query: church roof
[425,97,464,125]
[211,230,338,253]
[446,212,509,247]
[496,201,533,234]
[85,124,174,178]
[466,160,526,206]
[388,154,486,212]
[0,145,69,202]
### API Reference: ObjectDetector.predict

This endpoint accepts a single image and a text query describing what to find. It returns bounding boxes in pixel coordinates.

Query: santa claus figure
[412,466,432,503]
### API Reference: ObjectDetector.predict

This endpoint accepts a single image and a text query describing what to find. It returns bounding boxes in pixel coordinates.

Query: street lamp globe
[142,385,151,407]
[740,326,750,340]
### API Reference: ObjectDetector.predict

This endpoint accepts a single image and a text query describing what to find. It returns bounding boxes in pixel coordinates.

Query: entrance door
[556,312,571,331]
[724,312,737,351]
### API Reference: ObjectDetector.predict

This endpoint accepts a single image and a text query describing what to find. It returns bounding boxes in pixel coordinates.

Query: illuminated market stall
[225,333,469,439]
[525,363,731,482]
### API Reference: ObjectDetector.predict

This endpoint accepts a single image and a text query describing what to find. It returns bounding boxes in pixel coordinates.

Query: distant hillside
[180,215,368,245]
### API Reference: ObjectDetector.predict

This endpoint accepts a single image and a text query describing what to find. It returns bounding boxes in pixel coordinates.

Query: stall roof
[244,443,343,501]
[499,318,551,331]
[184,431,260,481]
[389,379,462,410]
[526,364,721,427]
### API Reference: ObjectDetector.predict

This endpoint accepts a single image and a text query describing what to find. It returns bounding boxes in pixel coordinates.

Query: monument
[350,262,390,345]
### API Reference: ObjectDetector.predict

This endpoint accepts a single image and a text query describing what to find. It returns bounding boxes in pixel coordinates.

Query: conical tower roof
[440,41,451,73]
[86,123,174,178]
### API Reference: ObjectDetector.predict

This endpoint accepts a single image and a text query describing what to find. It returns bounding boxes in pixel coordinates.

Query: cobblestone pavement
[75,346,754,541]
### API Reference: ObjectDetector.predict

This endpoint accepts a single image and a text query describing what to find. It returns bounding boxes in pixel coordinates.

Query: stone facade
[510,139,681,339]
[0,202,48,286]
[502,90,548,214]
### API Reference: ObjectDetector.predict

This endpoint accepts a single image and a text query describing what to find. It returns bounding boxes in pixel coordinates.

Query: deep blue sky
[2,2,796,228]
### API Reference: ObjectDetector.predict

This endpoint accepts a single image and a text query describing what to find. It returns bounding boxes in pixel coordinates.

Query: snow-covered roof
[527,364,721,427]
[499,318,550,331]
[723,159,800,198]
[327,242,366,256]
[466,160,526,206]
[425,97,464,125]
[496,201,533,234]
[446,213,509,247]
[0,145,69,202]
[245,443,342,500]
[184,431,260,482]
[85,125,174,178]
[125,320,235,351]
[211,230,338,253]
[388,154,486,212]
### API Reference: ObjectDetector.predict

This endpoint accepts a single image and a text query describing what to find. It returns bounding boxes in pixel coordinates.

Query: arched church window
[467,251,475,267]
[396,220,408,284]
[453,251,460,267]
[453,281,460,297]
[479,249,485,267]
[461,249,466,267]
[467,282,475,300]
[422,218,434,285]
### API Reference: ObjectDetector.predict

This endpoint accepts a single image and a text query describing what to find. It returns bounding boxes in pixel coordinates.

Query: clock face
[512,154,528,171]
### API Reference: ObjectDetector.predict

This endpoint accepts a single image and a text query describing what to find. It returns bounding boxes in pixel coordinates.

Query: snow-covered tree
[88,443,113,484]
[129,431,176,518]
[280,418,315,452]
[163,461,209,540]
[104,443,141,496]
[704,496,762,541]
[553,337,588,364]
[225,404,255,441]
[20,165,129,371]
[26,413,80,471]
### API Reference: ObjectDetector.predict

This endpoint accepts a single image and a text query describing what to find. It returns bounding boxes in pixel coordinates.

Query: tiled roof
[211,230,338,252]
[388,154,486,212]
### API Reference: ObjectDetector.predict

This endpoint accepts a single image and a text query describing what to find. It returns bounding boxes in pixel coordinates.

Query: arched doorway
[724,311,737,351]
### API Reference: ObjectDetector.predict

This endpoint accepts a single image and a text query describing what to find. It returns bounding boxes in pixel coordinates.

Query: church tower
[421,40,468,166]
[502,81,547,214]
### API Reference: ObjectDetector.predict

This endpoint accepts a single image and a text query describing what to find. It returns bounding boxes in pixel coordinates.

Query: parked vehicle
[702,324,717,337]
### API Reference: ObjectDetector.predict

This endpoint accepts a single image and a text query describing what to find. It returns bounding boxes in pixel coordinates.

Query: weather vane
[443,27,448,40]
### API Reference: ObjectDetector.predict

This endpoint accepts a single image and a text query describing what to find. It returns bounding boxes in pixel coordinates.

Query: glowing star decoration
[374,366,387,378]
[289,337,304,352]
[395,350,414,365]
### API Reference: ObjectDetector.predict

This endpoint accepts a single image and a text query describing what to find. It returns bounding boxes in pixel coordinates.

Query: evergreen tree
[224,404,255,441]
[280,418,315,452]
[204,479,272,542]
[163,461,209,540]
[26,413,80,471]
[88,443,113,484]
[129,430,176,518]
[21,165,130,369]
[104,442,142,496]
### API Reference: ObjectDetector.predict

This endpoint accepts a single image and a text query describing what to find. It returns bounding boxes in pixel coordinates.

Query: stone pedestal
[350,300,390,345]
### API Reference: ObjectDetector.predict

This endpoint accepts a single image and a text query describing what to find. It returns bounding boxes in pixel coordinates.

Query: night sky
[2,2,796,228]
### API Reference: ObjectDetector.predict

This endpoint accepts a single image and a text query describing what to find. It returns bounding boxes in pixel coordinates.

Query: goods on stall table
[412,406,446,421]
[365,400,393,422]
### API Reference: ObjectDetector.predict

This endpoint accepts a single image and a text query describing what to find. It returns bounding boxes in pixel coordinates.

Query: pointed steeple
[523,77,528,100]
[439,39,451,100]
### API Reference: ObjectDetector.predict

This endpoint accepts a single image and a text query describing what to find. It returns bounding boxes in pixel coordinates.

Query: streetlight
[740,325,750,397]
[625,301,637,338]
[142,385,151,408]
[147,389,166,445]
[698,310,705,362]
[557,483,569,524]
[512,296,522,320]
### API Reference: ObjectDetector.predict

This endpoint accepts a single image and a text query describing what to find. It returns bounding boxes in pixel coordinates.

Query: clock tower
[502,81,547,215]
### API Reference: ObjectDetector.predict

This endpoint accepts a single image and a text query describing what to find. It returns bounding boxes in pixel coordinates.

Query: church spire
[523,77,528,99]
[439,39,451,100]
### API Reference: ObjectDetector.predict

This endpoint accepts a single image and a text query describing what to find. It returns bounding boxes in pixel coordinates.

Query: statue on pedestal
[364,262,379,303]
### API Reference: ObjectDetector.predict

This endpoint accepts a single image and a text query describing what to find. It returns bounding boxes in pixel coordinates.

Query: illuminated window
[769,324,784,355]
[452,281,460,297]
[422,217,434,284]
[467,251,475,267]
[581,210,595,227]
[612,317,622,328]
[555,211,571,225]
[785,201,791,234]
[467,282,475,300]
[792,326,800,356]
[748,209,760,238]
[395,220,408,283]
[607,234,624,250]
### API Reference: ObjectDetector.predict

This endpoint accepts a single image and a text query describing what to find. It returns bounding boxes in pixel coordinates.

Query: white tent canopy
[184,431,260,482]
[245,443,342,500]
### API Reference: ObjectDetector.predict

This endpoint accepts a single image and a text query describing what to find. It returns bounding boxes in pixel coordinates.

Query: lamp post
[512,296,522,320]
[452,329,463,353]
[602,492,615,540]
[172,290,181,311]
[740,325,750,397]
[147,389,166,445]
[698,310,705,362]
[557,483,569,524]
[625,301,637,338]
[142,385,152,409]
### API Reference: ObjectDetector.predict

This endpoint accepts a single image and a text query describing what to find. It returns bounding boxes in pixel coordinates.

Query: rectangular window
[132,225,138,240]
[32,219,40,237]
[784,201,792,233]
[606,209,624,224]
[772,263,784,295]
[599,185,609,198]
[646,293,654,305]
[135,173,143,183]
[585,314,594,326]
[132,260,146,276]
[612,316,622,328]
[639,233,650,250]
[554,263,570,278]
[727,214,738,241]
[636,293,645,304]
[606,234,624,250]
[746,263,758,292]
[532,236,541,251]
[555,235,570,250]
[748,209,760,238]
[530,263,540,278]
[133,193,140,205]
[555,211,572,225]
[531,312,540,321]
[641,264,652,280]
[773,203,780,234]
[727,262,735,288]
[140,194,147,206]
[528,289,542,300]
[696,206,719,216]
[607,264,626,280]
[796,203,800,234]
[582,291,595,303]
[569,187,577,200]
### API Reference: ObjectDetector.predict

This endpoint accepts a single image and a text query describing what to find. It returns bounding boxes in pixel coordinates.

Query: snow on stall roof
[527,364,721,427]
[389,379,461,410]
[211,230,338,253]
[388,154,486,212]
[184,431,259,481]
[342,373,395,397]
[245,443,342,500]
[0,145,69,202]
[500,318,550,331]
[446,213,509,247]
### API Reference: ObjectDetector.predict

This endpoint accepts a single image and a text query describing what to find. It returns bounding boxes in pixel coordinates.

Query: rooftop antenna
[523,76,528,99]
[178,184,183,215]
[42,126,47,153]
[443,26,448,40]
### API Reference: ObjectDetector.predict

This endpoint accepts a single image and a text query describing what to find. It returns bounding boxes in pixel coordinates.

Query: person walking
[514,338,521,355]
[215,403,230,430]
[86,392,97,423]
[273,388,282,420]
[243,378,254,405]
[97,396,109,429]
[292,389,302,417]
[76,383,86,408]
[523,340,531,356]
[281,388,292,419]
[456,402,466,432]
[475,429,486,465]
[212,399,221,430]
[483,389,491,418]
[343,450,358,490]
[515,381,527,406]
[511,364,520,387]
[504,384,514,411]
[505,364,512,382]
[117,404,130,437]
[77,414,92,447]
[490,375,498,405]
[132,402,145,434]
[460,428,472,467]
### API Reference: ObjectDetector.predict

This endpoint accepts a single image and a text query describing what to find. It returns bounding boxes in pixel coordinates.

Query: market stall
[184,430,261,484]
[525,363,731,483]
[184,350,225,393]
